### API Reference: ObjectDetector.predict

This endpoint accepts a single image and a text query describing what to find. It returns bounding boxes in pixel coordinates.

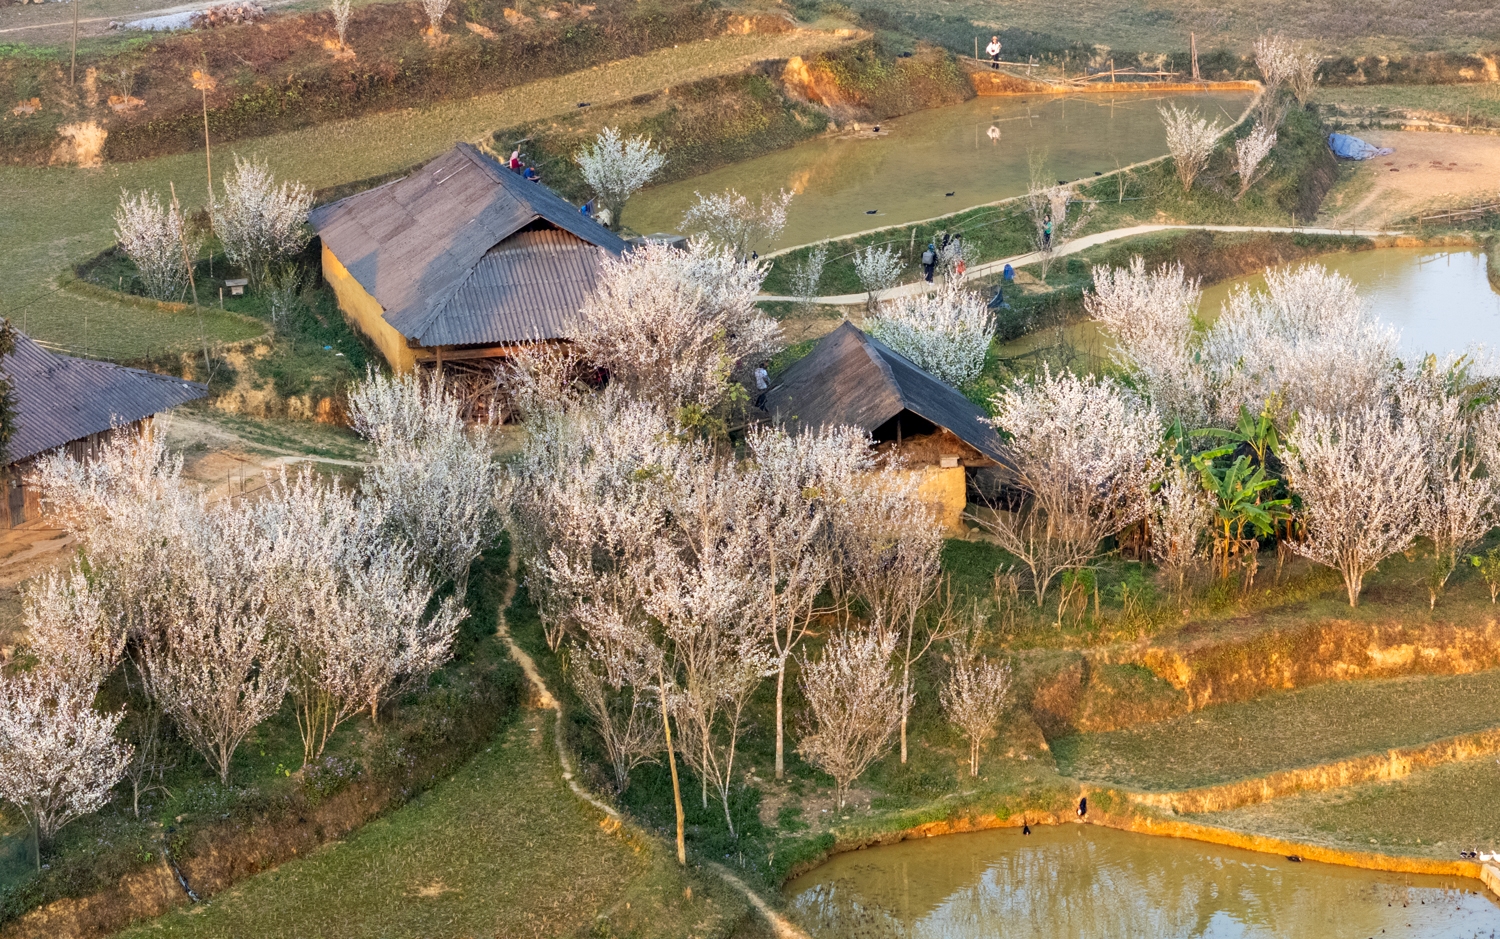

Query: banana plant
[1192,446,1291,581]
[1192,404,1282,468]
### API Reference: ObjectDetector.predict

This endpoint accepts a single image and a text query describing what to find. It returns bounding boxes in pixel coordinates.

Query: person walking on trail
[986,36,1002,69]
[921,243,937,282]
[753,362,770,409]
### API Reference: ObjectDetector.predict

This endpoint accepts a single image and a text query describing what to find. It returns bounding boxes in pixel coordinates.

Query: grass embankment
[1053,669,1500,792]
[0,0,734,164]
[1315,83,1500,132]
[761,104,1336,299]
[1200,759,1500,858]
[0,548,522,936]
[496,39,972,206]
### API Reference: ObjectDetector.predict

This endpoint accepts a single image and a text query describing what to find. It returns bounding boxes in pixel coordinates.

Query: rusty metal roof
[309,143,626,348]
[763,321,1012,466]
[3,333,207,464]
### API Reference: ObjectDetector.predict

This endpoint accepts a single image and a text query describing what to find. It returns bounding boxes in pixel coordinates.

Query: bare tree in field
[940,616,1012,777]
[852,243,903,307]
[1284,404,1430,606]
[211,155,312,288]
[866,280,996,388]
[835,476,948,765]
[1087,258,1208,427]
[256,469,463,763]
[140,508,287,785]
[568,643,661,793]
[680,188,794,261]
[1232,125,1277,200]
[0,670,131,869]
[114,189,202,302]
[349,370,505,599]
[575,128,667,229]
[570,240,782,413]
[970,368,1162,605]
[742,423,871,779]
[1023,159,1093,279]
[790,244,828,307]
[1159,104,1223,193]
[1151,459,1211,593]
[1397,358,1500,606]
[1287,49,1322,104]
[330,0,352,48]
[797,626,904,811]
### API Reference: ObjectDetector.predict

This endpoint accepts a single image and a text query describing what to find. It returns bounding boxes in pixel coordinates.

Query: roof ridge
[850,322,906,409]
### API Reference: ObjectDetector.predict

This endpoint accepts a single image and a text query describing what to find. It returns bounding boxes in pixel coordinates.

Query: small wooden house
[309,143,628,407]
[762,321,1013,533]
[1,333,207,529]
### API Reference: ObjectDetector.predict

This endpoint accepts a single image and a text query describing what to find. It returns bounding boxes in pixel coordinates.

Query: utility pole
[1191,32,1200,81]
[70,0,79,87]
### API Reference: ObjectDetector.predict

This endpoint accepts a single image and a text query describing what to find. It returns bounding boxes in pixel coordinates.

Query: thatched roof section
[3,333,207,464]
[309,143,627,348]
[763,321,1012,466]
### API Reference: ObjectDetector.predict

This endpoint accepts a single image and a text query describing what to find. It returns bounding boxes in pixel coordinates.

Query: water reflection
[997,249,1500,363]
[786,825,1500,938]
[622,92,1252,250]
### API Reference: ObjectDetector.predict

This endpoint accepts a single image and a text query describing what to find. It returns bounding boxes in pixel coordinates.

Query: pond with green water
[622,91,1252,251]
[999,248,1500,362]
[786,825,1500,938]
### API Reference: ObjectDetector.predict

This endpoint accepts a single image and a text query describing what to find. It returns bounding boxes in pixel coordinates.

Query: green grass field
[0,29,851,363]
[1314,83,1500,129]
[1052,670,1500,791]
[113,711,747,939]
[1200,759,1500,857]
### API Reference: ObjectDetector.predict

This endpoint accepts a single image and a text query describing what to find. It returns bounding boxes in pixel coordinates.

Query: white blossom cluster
[210,154,312,288]
[114,189,200,302]
[574,128,667,228]
[866,281,995,387]
[679,188,793,260]
[1158,103,1224,192]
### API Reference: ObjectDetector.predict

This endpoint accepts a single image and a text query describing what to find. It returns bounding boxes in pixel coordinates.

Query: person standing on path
[1043,215,1052,248]
[986,36,1002,70]
[921,243,937,282]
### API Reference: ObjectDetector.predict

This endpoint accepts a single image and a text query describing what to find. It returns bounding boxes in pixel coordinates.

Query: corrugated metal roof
[763,321,1013,466]
[3,333,208,463]
[309,143,627,348]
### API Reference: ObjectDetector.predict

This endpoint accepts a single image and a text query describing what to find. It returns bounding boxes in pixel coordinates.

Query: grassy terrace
[113,712,747,939]
[1053,670,1500,792]
[1201,759,1500,857]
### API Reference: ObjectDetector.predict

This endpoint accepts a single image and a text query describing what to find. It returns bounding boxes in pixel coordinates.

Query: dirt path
[1319,130,1500,229]
[766,223,1403,306]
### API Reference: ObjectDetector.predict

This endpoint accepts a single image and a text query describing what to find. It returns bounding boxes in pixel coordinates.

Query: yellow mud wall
[322,244,418,373]
[905,465,968,535]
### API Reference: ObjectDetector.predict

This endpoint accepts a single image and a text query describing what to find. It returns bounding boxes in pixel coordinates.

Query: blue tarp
[1328,133,1395,160]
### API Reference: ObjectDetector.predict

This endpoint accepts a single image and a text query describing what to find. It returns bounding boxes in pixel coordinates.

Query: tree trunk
[660,686,686,866]
[774,662,786,779]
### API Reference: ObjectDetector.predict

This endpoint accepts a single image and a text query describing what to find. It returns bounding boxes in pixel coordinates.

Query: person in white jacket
[986,36,1002,69]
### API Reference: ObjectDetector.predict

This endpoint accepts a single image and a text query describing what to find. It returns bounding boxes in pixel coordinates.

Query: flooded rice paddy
[622,91,1252,251]
[785,824,1500,938]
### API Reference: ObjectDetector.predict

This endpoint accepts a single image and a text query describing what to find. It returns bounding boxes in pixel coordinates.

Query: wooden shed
[309,143,628,413]
[1,333,207,529]
[762,321,1013,533]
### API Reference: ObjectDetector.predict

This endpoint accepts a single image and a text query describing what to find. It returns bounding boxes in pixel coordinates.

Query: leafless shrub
[852,243,902,307]
[574,128,666,229]
[422,0,449,31]
[211,154,312,288]
[1159,104,1223,192]
[797,627,903,810]
[1233,125,1277,200]
[790,244,827,307]
[115,189,200,302]
[940,615,1012,777]
[568,644,661,793]
[330,0,352,46]
[680,188,793,260]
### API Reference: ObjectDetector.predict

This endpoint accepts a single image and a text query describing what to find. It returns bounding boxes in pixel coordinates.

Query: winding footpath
[493,549,814,939]
[760,223,1404,306]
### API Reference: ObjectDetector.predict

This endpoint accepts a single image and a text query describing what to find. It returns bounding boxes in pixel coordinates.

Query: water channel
[785,825,1500,938]
[621,91,1252,251]
[998,248,1500,363]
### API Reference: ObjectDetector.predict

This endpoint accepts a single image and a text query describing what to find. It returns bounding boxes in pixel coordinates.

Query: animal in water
[873,125,881,133]
[1077,797,1087,818]
[946,191,956,196]
[577,102,591,108]
[866,210,877,215]
[1286,855,1303,863]
[1023,821,1031,835]
[1094,171,1102,176]
[1058,179,1068,186]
